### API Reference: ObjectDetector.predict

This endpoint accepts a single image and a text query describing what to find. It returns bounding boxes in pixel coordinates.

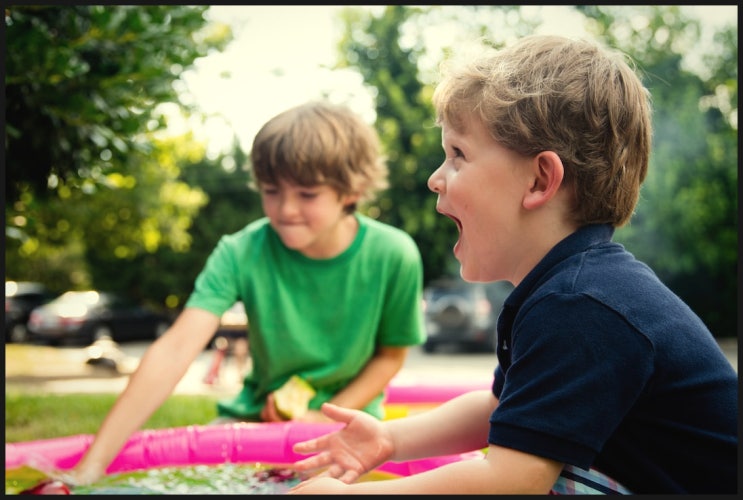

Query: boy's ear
[523,151,564,210]
[342,192,361,207]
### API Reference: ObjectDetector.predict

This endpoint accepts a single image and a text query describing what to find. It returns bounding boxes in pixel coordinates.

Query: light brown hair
[433,35,652,227]
[250,101,388,212]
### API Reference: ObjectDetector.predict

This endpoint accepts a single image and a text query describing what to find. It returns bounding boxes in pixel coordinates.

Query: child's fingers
[319,402,355,423]
[292,449,332,471]
[293,434,330,455]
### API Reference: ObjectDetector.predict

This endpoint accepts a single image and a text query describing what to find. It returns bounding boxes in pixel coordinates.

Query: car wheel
[154,321,170,339]
[93,325,114,342]
[9,323,29,343]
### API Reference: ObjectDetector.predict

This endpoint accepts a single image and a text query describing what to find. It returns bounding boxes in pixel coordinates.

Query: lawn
[5,390,222,443]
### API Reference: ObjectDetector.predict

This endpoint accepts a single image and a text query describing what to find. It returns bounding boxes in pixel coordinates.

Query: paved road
[6,337,737,396]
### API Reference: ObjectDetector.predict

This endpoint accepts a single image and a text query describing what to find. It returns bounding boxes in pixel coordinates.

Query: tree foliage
[5,5,229,201]
[336,6,451,283]
[339,5,737,336]
[4,6,736,337]
[576,6,737,337]
[4,5,231,302]
[336,5,538,283]
[154,142,262,309]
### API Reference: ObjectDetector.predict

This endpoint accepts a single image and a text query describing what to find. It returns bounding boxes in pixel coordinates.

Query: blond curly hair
[433,35,652,227]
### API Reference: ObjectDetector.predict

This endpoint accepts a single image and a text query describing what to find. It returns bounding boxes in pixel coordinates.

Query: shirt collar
[505,224,615,309]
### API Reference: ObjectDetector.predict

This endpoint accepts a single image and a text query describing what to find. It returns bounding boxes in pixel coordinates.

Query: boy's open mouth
[444,213,462,232]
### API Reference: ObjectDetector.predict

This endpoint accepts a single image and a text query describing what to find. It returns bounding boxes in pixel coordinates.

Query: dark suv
[5,281,57,343]
[422,277,513,353]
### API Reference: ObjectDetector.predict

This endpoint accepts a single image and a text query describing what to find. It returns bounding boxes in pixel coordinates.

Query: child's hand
[261,377,317,422]
[291,402,393,484]
[15,465,101,494]
[260,394,332,423]
[260,392,285,422]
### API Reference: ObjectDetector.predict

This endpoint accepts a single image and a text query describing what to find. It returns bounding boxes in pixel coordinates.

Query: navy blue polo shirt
[490,224,737,494]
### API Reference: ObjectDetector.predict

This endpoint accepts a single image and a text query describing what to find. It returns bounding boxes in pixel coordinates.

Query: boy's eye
[443,147,464,165]
[443,142,464,160]
[299,191,319,199]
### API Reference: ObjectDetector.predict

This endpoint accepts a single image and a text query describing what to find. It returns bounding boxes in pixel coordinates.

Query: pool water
[75,463,302,495]
[6,463,396,495]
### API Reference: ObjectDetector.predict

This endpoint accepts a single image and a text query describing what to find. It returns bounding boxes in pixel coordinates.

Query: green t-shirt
[185,214,426,420]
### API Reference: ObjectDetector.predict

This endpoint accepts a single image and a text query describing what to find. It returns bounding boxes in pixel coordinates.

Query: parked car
[422,277,513,353]
[27,290,172,346]
[5,281,58,343]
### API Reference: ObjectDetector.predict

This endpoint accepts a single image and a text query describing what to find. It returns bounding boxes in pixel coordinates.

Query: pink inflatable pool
[5,422,484,478]
[385,379,491,403]
[6,381,490,477]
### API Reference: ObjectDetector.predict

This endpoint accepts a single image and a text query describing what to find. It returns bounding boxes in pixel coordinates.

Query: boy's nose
[278,196,300,216]
[427,168,444,193]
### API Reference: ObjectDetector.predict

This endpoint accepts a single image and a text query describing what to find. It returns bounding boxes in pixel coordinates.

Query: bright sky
[171,5,737,158]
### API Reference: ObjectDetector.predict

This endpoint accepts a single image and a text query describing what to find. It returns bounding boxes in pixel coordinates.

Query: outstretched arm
[290,390,563,494]
[292,390,496,481]
[291,443,563,494]
[291,403,393,483]
[59,308,220,485]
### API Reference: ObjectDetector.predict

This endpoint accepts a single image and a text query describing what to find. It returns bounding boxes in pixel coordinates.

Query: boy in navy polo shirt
[289,35,738,494]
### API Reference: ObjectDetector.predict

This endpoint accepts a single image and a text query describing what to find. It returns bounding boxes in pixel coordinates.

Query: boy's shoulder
[225,217,270,238]
[357,215,422,265]
[215,218,272,251]
[359,214,417,244]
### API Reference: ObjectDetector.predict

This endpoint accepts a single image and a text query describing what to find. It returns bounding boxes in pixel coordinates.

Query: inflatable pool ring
[6,421,484,478]
[383,379,492,419]
[6,380,490,482]
[385,379,492,403]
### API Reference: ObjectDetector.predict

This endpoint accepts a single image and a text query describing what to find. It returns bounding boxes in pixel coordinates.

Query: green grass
[5,390,222,443]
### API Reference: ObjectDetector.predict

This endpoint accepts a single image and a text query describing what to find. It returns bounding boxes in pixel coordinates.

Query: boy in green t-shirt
[63,100,426,486]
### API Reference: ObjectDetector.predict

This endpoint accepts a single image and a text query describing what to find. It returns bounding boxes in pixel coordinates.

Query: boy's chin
[459,265,492,283]
[282,242,310,254]
[458,265,476,282]
[274,229,310,250]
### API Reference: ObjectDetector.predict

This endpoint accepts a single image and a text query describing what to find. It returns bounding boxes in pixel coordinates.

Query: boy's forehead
[441,115,485,140]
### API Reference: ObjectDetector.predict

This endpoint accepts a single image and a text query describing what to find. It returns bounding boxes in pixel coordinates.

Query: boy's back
[492,223,737,492]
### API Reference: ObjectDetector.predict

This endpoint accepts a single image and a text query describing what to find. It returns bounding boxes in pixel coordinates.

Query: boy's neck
[300,213,359,260]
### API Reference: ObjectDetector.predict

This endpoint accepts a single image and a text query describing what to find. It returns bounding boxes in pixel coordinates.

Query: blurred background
[4,5,738,341]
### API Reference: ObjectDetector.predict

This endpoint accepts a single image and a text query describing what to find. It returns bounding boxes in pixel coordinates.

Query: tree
[4,5,232,300]
[340,5,737,336]
[578,6,738,337]
[336,5,536,283]
[5,5,230,202]
[155,140,262,309]
[5,6,735,336]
